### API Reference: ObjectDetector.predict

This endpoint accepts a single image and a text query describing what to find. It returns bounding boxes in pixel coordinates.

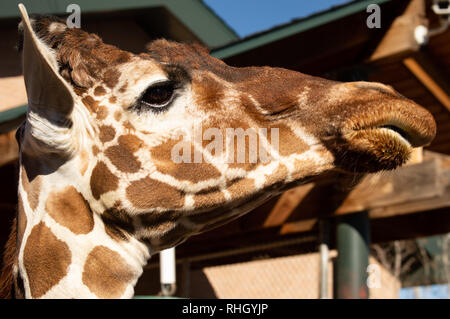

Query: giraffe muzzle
[324,82,437,172]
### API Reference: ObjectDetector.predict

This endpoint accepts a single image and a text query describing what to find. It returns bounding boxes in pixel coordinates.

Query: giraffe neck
[15,151,151,298]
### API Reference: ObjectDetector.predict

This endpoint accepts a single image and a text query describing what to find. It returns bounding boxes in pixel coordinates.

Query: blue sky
[204,0,352,38]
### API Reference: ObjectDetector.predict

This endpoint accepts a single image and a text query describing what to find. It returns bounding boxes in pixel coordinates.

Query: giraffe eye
[139,82,175,109]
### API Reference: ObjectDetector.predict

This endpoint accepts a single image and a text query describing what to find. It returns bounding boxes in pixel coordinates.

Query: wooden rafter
[260,152,446,230]
[369,0,427,63]
[403,54,450,111]
[276,157,448,235]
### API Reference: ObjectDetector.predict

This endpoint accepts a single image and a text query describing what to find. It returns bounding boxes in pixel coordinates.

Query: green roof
[0,0,238,48]
[211,0,390,59]
[0,105,26,123]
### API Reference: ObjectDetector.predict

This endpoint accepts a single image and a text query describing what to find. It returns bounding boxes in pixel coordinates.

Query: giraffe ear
[18,4,73,125]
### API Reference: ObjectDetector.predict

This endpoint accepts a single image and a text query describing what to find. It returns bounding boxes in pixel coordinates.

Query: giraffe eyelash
[130,80,181,114]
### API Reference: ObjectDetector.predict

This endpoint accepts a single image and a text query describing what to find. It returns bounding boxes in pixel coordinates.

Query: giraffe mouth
[358,119,434,148]
[373,125,412,145]
[329,113,436,172]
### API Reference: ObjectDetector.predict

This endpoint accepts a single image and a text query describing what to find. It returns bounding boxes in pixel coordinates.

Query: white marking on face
[297,86,311,106]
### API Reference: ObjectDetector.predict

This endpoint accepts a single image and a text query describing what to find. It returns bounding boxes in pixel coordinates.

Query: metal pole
[335,211,370,299]
[319,219,330,299]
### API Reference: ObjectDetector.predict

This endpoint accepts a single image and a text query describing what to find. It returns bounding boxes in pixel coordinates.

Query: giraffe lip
[370,125,413,147]
[355,119,435,148]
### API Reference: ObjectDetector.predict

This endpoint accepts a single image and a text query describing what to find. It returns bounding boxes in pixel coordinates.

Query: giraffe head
[18,7,435,253]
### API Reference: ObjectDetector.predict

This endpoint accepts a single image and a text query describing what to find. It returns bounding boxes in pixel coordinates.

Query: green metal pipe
[335,211,370,299]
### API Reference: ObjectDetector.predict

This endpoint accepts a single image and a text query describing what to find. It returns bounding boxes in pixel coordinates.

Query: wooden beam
[265,156,443,226]
[236,152,447,237]
[369,184,450,218]
[263,183,315,227]
[280,218,317,235]
[403,55,450,111]
[369,0,427,63]
[274,155,449,236]
[368,0,428,64]
[335,157,442,215]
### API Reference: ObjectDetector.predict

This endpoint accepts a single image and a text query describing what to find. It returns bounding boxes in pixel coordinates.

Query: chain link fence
[136,232,444,298]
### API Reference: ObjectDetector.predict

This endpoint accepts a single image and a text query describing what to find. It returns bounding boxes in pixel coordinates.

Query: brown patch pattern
[103,69,120,89]
[99,125,116,143]
[105,134,142,173]
[45,186,94,235]
[90,161,119,200]
[225,123,260,171]
[227,177,255,199]
[275,124,309,157]
[126,177,184,209]
[23,222,71,298]
[151,138,221,183]
[81,96,99,114]
[82,246,134,298]
[118,134,143,152]
[92,145,100,156]
[94,86,106,96]
[192,187,226,209]
[96,105,108,120]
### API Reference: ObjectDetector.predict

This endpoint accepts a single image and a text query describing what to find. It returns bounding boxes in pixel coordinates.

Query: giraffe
[0,4,436,299]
